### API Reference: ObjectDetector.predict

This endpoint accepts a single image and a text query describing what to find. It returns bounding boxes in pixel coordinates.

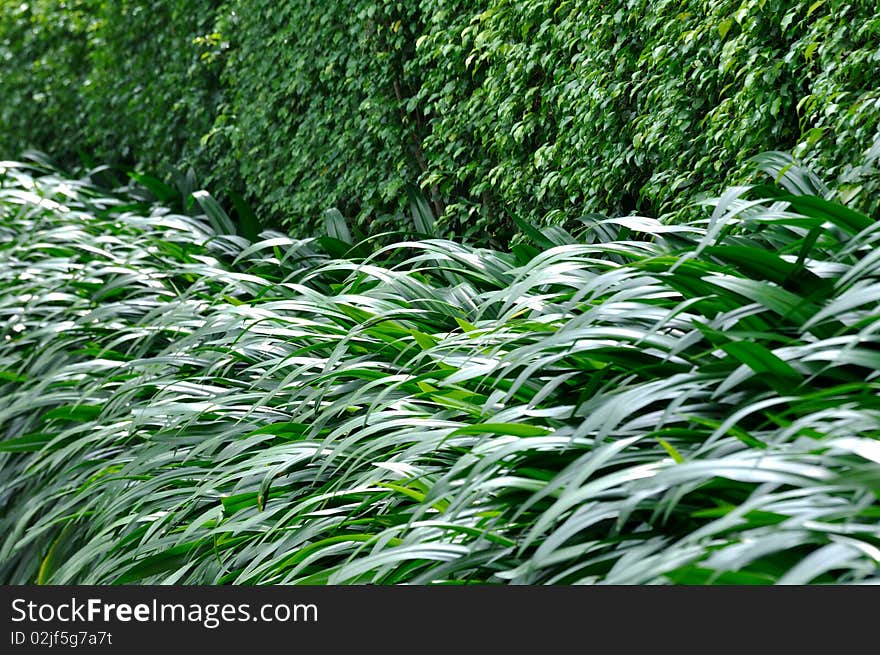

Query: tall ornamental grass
[1,155,879,584]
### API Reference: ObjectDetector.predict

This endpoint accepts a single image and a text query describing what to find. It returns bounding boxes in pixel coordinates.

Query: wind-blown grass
[1,154,879,584]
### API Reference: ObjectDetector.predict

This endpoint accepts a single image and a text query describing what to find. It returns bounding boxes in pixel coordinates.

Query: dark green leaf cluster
[1,1,879,241]
[216,0,425,238]
[0,0,221,176]
[411,0,880,235]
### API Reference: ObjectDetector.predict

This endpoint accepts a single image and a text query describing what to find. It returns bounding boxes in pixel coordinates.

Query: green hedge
[1,0,879,240]
[410,0,880,236]
[82,0,222,176]
[214,1,425,237]
[0,0,91,160]
[0,0,220,176]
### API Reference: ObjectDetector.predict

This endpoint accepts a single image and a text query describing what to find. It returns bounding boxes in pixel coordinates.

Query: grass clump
[1,155,879,584]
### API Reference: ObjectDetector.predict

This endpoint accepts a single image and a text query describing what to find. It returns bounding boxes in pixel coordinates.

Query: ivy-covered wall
[0,0,219,176]
[2,0,878,241]
[214,1,425,237]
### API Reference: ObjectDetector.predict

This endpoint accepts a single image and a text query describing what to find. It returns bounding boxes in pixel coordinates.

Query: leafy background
[1,0,878,241]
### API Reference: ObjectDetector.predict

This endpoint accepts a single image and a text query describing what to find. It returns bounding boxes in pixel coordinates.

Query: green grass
[1,154,879,584]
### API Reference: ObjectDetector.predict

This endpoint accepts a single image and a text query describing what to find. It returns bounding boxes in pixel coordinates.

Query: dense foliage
[2,158,880,584]
[0,0,91,158]
[3,1,880,586]
[414,0,880,235]
[2,1,879,241]
[215,1,425,237]
[0,0,220,175]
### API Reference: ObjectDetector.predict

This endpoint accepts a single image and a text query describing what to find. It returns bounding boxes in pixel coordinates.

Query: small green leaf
[657,438,684,463]
[324,208,352,244]
[449,423,552,438]
[411,330,437,350]
[193,190,236,235]
[721,341,802,383]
